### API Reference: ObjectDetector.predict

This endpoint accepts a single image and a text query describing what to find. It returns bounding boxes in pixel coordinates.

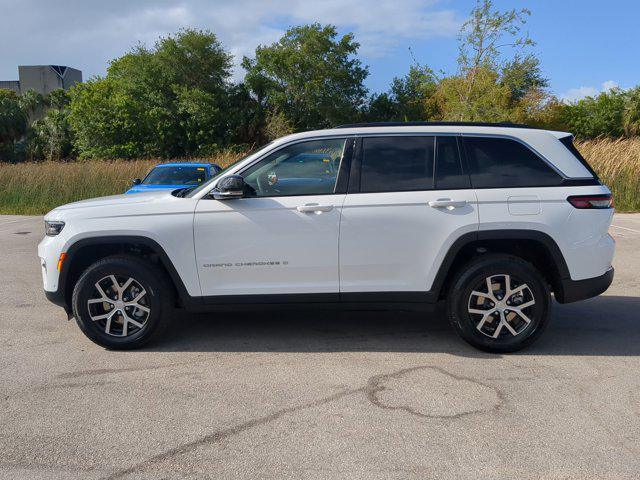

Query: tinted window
[361,136,434,192]
[242,138,345,197]
[464,137,562,188]
[435,136,469,189]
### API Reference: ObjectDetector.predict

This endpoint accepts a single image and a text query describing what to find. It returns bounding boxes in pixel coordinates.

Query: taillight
[567,194,613,209]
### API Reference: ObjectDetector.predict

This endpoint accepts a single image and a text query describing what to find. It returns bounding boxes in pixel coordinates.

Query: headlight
[45,220,65,236]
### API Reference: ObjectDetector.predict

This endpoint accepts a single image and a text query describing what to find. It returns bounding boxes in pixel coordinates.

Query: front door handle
[297,203,334,213]
[428,199,468,209]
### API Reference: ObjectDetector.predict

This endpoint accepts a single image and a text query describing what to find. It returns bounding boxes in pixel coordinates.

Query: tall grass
[0,151,246,215]
[576,138,640,212]
[0,140,638,215]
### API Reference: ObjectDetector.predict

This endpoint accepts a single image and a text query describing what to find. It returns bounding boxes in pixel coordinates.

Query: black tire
[72,255,174,350]
[446,254,550,353]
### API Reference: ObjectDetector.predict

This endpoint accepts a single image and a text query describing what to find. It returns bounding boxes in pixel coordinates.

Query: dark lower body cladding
[556,267,614,303]
[43,268,614,313]
[45,289,66,308]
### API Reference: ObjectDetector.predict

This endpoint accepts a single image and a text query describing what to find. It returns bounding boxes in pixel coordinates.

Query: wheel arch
[60,236,195,313]
[433,230,570,301]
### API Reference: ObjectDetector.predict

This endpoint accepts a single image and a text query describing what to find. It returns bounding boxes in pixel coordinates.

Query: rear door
[462,134,613,281]
[338,135,479,297]
[462,135,563,221]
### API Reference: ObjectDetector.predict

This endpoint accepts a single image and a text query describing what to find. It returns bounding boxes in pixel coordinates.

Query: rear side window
[435,136,470,189]
[464,137,562,188]
[360,136,434,192]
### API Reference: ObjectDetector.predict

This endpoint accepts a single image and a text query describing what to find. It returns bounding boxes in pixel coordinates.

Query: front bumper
[44,289,68,310]
[555,267,614,304]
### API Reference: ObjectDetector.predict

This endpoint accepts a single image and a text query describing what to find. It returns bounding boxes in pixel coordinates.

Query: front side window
[360,136,435,192]
[464,137,562,188]
[242,138,346,197]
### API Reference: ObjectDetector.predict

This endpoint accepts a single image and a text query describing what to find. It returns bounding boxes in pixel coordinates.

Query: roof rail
[334,121,537,129]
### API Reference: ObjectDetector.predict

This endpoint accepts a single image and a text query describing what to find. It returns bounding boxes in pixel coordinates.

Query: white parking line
[610,224,640,234]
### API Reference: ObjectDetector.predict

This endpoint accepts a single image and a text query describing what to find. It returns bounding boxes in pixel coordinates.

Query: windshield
[143,166,208,185]
[186,143,274,198]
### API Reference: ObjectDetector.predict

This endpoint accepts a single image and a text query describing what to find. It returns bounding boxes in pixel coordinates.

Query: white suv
[39,122,615,352]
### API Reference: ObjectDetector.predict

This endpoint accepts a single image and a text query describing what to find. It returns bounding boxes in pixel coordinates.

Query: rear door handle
[428,199,468,209]
[297,203,334,213]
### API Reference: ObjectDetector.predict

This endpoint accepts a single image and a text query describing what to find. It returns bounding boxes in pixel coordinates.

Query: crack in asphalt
[366,366,504,420]
[103,386,363,479]
[102,365,503,479]
[56,360,213,379]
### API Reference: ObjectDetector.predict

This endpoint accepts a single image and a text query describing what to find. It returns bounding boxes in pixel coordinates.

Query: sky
[0,0,638,102]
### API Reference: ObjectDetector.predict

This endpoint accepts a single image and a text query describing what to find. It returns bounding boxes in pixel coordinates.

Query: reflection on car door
[339,135,479,297]
[194,137,349,299]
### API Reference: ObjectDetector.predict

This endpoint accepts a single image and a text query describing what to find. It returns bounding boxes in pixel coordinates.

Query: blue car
[126,163,221,194]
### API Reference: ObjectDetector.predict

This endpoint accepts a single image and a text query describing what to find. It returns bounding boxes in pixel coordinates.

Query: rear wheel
[446,254,550,353]
[72,255,174,349]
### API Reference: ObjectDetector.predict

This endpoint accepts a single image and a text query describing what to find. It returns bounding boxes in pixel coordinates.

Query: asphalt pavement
[1,214,639,479]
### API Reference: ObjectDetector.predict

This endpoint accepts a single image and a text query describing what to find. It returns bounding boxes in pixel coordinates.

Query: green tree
[436,66,512,121]
[501,54,548,102]
[510,91,568,130]
[622,86,640,137]
[367,65,440,122]
[18,90,45,124]
[263,109,294,141]
[69,77,150,158]
[0,90,28,161]
[448,0,536,121]
[30,109,75,160]
[563,89,627,138]
[242,24,368,131]
[69,29,237,159]
[25,89,75,160]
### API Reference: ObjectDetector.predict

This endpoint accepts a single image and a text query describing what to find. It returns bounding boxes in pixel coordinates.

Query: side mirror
[132,178,142,185]
[213,175,245,200]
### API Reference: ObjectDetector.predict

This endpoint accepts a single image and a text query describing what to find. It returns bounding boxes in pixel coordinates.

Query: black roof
[335,121,537,129]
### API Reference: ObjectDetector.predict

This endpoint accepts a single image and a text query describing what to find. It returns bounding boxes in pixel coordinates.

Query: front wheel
[72,255,174,350]
[446,254,551,353]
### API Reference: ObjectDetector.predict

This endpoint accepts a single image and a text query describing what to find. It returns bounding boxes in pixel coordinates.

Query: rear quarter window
[463,137,563,188]
[559,136,600,179]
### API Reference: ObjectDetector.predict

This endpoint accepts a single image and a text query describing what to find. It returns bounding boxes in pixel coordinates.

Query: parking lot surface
[1,214,639,479]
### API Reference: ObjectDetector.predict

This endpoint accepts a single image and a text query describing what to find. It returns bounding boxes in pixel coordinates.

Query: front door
[194,137,349,299]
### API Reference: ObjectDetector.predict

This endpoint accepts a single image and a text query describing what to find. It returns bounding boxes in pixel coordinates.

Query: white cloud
[560,80,620,103]
[560,86,599,102]
[0,0,462,82]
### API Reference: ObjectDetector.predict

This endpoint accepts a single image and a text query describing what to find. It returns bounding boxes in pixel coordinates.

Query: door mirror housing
[132,178,142,186]
[213,175,245,200]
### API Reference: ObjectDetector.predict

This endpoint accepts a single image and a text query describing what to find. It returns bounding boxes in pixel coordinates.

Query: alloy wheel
[467,274,536,339]
[87,274,150,337]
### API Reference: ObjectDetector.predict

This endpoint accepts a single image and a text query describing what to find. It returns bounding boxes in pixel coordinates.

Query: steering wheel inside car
[256,171,279,195]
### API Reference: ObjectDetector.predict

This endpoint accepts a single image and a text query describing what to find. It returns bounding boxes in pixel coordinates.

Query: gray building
[0,65,82,95]
[0,80,20,94]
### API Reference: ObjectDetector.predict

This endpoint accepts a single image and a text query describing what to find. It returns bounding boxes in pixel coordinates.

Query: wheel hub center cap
[114,300,125,310]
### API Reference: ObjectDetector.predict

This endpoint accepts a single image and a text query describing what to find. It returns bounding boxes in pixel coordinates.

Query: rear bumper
[556,267,614,304]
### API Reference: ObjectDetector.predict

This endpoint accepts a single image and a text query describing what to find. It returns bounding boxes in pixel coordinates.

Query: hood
[45,190,175,219]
